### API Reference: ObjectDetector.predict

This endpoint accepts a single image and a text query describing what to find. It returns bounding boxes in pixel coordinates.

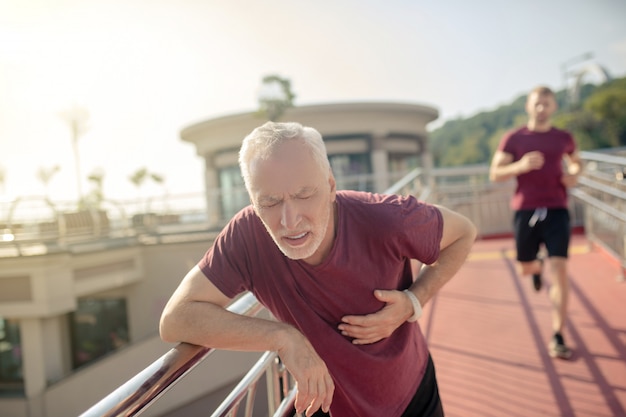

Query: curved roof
[181,101,439,155]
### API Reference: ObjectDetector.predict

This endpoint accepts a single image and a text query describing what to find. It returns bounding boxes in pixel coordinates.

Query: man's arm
[561,151,582,188]
[159,266,334,416]
[489,149,544,182]
[339,205,477,344]
[406,205,477,308]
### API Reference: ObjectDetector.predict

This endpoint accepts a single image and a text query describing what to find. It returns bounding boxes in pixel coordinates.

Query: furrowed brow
[290,186,317,198]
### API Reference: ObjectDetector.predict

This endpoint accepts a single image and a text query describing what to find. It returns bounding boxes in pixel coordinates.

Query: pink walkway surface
[422,234,626,417]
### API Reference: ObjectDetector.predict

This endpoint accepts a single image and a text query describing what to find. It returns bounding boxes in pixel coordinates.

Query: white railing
[573,150,626,280]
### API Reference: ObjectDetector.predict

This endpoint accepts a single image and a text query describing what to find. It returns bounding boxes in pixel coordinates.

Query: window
[0,318,23,395]
[70,298,129,369]
[219,166,249,219]
[329,154,372,191]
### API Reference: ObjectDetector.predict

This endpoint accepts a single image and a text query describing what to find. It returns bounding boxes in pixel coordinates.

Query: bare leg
[548,257,569,333]
[519,259,542,276]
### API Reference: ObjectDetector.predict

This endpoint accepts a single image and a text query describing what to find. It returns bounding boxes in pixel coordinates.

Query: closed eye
[259,201,280,209]
[293,187,316,200]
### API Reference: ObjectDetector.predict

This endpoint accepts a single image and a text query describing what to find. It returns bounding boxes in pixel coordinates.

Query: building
[181,102,438,223]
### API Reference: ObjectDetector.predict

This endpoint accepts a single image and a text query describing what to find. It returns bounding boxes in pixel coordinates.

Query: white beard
[261,200,332,261]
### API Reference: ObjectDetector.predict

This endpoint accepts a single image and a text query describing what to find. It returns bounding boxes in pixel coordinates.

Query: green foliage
[257,74,296,121]
[430,76,626,167]
[129,167,149,188]
[583,80,626,146]
[81,169,105,209]
[431,96,526,167]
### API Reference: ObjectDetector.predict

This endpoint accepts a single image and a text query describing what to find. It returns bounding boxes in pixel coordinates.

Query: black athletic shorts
[401,353,444,417]
[514,208,571,262]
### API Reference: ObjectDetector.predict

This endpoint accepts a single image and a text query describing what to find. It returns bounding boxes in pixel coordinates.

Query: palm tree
[129,167,149,201]
[85,168,105,209]
[59,105,90,203]
[36,165,61,198]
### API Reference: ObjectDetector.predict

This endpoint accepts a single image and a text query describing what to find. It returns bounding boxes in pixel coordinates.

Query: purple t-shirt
[199,190,443,417]
[498,126,576,210]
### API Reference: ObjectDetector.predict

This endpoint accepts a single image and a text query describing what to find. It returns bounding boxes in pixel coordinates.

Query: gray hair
[238,121,331,192]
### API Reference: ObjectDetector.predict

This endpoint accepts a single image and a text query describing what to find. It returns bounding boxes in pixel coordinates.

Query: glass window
[0,318,23,395]
[70,298,129,369]
[329,153,372,191]
[219,166,249,219]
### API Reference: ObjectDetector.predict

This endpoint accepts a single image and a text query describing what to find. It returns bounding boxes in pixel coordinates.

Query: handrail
[384,167,422,195]
[78,292,264,417]
[575,151,626,281]
[209,350,297,417]
[577,176,626,200]
[580,150,626,165]
[570,188,626,223]
[209,351,277,417]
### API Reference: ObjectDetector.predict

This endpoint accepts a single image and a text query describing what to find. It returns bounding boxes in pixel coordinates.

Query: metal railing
[210,351,295,417]
[0,175,408,257]
[0,193,211,257]
[78,292,274,417]
[572,150,626,280]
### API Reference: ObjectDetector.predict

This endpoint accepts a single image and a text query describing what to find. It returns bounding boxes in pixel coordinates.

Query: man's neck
[527,119,552,132]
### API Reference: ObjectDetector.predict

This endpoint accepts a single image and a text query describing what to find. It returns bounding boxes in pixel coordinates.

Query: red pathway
[422,234,626,417]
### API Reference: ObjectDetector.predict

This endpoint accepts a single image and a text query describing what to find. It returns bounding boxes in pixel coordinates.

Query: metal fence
[571,150,626,281]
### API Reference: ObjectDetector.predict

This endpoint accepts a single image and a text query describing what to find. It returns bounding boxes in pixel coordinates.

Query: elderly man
[161,121,477,416]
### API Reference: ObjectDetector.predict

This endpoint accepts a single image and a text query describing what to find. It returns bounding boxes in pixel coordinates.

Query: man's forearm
[160,300,295,353]
[410,231,475,306]
[490,162,522,182]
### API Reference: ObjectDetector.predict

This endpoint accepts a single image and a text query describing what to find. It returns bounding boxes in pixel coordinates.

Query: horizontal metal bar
[577,177,626,200]
[384,168,422,195]
[79,292,263,417]
[570,188,626,222]
[580,150,626,166]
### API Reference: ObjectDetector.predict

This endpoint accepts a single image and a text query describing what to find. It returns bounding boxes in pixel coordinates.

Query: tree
[583,80,626,146]
[36,165,61,197]
[429,76,625,167]
[0,166,5,195]
[59,105,90,202]
[129,167,149,198]
[257,74,296,121]
[83,168,105,209]
[129,167,165,212]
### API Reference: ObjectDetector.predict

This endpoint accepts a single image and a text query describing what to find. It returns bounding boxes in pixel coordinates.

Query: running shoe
[549,332,572,359]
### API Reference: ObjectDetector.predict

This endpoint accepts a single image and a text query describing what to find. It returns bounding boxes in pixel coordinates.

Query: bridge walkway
[423,234,626,417]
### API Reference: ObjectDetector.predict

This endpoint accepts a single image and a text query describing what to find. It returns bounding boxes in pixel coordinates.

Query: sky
[1,0,625,203]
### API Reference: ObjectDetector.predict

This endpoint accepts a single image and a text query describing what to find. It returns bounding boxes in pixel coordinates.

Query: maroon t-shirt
[198,190,443,417]
[498,126,576,210]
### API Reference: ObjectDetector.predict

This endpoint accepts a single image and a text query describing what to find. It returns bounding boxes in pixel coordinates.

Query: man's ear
[328,170,336,192]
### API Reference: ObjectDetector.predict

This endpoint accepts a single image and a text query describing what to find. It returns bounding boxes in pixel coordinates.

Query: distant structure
[566,61,612,106]
[181,102,439,225]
